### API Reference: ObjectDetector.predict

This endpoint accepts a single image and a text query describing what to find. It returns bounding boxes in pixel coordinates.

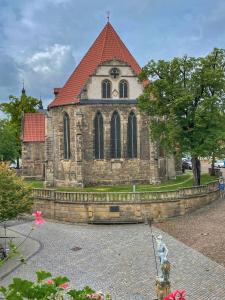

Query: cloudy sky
[0,0,225,108]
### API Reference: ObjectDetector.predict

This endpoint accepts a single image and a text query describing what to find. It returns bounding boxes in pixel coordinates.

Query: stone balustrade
[32,181,219,223]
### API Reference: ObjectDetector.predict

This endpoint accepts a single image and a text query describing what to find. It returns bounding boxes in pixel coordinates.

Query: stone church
[22,22,176,187]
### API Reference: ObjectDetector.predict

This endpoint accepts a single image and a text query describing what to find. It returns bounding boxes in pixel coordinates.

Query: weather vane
[107,11,110,22]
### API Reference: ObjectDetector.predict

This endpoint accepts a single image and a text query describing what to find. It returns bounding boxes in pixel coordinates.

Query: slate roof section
[49,22,143,108]
[22,112,45,142]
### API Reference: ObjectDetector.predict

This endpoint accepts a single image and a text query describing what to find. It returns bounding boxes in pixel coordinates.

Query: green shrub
[0,162,33,221]
[0,270,111,300]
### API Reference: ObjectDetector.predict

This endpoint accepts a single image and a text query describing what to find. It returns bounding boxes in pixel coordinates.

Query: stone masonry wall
[81,103,159,185]
[22,142,45,179]
[45,103,161,186]
[32,181,219,223]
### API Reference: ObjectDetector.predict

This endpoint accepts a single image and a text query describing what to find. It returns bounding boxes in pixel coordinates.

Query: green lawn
[26,172,217,193]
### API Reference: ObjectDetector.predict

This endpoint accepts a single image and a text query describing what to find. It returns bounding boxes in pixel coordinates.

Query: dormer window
[110,68,120,79]
[102,80,111,98]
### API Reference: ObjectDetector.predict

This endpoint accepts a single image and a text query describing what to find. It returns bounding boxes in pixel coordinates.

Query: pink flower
[59,283,69,289]
[164,290,186,300]
[86,293,104,300]
[32,211,45,225]
[46,279,54,285]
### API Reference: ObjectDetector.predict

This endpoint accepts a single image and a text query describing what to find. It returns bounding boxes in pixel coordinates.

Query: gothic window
[119,80,128,98]
[127,112,137,158]
[111,111,121,158]
[63,113,70,159]
[94,112,104,159]
[102,79,111,98]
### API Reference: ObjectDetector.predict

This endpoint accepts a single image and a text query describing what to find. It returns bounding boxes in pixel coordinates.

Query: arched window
[94,112,104,159]
[127,112,137,158]
[102,80,111,98]
[111,111,121,158]
[63,113,70,159]
[119,80,128,98]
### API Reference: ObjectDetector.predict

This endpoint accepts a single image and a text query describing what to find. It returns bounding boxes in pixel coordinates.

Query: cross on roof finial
[22,79,26,95]
[107,11,110,22]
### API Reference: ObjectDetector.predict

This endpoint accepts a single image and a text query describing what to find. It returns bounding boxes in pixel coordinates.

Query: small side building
[22,112,46,179]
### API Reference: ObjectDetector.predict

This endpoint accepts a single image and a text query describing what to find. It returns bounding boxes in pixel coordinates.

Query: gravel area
[156,196,225,267]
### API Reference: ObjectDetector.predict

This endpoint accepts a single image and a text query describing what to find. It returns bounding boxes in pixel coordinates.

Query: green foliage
[138,48,225,184]
[139,48,225,157]
[0,94,41,125]
[0,120,19,161]
[36,270,52,283]
[0,162,33,221]
[68,287,95,299]
[0,93,41,166]
[7,241,20,259]
[0,270,109,300]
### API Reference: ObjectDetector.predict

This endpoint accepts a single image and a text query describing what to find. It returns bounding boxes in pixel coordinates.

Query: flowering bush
[0,270,111,299]
[164,289,186,300]
[32,211,45,225]
[0,211,45,267]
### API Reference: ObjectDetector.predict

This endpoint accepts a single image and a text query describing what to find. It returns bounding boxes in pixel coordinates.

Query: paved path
[1,221,225,299]
[0,225,41,280]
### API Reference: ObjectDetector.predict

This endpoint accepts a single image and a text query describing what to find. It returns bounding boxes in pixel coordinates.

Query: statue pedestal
[155,279,171,300]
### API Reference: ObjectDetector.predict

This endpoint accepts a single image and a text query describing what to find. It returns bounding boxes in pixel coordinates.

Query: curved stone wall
[32,181,219,223]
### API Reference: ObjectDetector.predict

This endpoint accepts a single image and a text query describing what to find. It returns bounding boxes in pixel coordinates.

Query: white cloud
[26,44,72,74]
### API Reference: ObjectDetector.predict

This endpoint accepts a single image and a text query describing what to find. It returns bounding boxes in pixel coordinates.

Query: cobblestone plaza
[1,220,225,299]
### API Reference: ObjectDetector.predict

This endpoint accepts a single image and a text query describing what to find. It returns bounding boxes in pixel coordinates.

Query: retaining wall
[32,181,219,223]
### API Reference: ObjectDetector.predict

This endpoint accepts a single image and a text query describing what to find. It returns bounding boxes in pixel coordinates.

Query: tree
[0,120,19,162]
[138,48,225,185]
[0,92,41,167]
[0,162,33,221]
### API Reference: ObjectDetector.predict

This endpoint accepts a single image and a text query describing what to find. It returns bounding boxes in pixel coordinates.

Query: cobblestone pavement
[1,221,225,299]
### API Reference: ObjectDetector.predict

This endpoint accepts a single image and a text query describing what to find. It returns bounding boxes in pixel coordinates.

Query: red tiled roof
[49,22,143,108]
[22,112,45,142]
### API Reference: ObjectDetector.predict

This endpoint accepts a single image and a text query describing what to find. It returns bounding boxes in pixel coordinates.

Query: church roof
[49,22,142,108]
[22,112,45,142]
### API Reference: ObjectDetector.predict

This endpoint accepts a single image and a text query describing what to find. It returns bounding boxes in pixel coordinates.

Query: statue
[153,234,170,282]
[152,234,171,300]
[147,217,171,300]
[153,234,168,265]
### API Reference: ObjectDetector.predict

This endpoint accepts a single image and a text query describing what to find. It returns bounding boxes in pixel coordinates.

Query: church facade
[22,22,176,187]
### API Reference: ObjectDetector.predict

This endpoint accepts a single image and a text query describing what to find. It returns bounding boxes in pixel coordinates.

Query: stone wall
[22,142,45,179]
[45,102,161,186]
[81,103,158,185]
[32,181,219,223]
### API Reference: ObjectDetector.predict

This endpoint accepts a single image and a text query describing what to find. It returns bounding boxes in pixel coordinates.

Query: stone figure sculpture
[153,234,168,264]
[153,234,170,283]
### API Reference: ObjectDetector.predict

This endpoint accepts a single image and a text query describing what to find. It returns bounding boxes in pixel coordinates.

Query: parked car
[214,160,225,168]
[182,160,192,171]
